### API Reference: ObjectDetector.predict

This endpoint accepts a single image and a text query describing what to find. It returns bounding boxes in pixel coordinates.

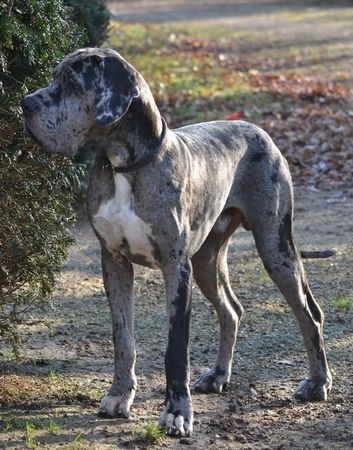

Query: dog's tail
[300,249,337,259]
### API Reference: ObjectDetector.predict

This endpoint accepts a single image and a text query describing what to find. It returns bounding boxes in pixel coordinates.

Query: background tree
[0,0,109,352]
[66,0,110,47]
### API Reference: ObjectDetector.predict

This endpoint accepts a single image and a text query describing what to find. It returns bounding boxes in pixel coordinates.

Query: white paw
[159,397,193,437]
[193,366,229,393]
[98,391,135,418]
[294,377,332,402]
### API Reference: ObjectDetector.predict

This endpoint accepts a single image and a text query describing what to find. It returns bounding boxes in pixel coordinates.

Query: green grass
[3,418,15,432]
[24,421,38,449]
[133,421,166,447]
[44,418,60,435]
[331,296,353,313]
[49,368,59,382]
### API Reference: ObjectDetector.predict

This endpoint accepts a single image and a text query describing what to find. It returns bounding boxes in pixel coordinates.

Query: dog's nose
[21,96,40,114]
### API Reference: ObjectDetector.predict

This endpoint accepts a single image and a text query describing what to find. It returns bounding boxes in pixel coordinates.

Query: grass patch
[24,421,38,449]
[44,417,60,435]
[133,421,166,448]
[331,296,353,313]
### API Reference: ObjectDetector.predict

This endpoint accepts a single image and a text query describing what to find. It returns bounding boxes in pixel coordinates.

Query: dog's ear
[95,56,139,127]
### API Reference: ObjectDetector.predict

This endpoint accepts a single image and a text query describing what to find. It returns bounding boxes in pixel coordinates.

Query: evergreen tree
[0,0,108,352]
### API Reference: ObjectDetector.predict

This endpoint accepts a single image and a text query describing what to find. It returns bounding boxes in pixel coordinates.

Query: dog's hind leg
[192,208,244,394]
[246,192,332,401]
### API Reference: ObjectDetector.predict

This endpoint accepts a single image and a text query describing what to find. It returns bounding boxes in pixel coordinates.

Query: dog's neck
[92,79,165,171]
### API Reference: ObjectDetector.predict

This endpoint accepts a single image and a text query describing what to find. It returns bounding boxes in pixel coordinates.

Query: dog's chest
[92,174,156,265]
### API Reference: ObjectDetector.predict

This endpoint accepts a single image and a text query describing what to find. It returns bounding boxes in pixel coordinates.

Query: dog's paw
[294,377,332,402]
[193,366,229,394]
[98,391,135,419]
[159,396,193,437]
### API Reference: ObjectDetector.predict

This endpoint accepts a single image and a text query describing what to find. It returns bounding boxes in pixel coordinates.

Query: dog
[21,48,332,437]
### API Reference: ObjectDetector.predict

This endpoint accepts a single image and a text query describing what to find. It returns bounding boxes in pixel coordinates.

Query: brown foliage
[250,73,353,186]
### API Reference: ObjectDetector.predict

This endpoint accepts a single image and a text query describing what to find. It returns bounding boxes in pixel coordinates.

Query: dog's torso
[88,119,284,268]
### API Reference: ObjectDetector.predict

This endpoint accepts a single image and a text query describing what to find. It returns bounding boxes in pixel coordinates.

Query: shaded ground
[1,1,353,449]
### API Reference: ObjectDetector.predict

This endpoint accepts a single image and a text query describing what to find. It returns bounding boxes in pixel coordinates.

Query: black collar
[113,118,167,173]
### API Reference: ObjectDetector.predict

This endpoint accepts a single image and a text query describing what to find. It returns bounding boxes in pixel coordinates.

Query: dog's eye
[68,77,82,93]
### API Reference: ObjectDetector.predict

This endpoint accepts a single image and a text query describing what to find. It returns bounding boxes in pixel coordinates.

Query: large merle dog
[21,48,332,436]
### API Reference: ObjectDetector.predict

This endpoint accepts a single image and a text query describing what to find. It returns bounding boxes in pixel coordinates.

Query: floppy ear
[95,56,139,127]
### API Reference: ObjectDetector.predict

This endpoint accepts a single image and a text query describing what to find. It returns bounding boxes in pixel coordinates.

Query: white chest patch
[92,174,156,265]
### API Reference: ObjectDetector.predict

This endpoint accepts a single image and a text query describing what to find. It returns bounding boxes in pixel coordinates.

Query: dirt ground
[1,187,353,449]
[1,1,353,449]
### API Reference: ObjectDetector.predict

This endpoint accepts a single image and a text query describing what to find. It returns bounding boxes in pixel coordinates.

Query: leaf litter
[149,31,353,188]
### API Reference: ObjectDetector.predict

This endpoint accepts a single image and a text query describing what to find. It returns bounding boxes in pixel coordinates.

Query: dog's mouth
[24,123,44,148]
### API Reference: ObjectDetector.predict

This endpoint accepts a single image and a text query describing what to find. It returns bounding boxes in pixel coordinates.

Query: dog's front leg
[98,246,136,419]
[159,259,193,437]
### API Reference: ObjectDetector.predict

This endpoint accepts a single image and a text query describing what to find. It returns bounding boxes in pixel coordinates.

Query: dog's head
[21,48,140,155]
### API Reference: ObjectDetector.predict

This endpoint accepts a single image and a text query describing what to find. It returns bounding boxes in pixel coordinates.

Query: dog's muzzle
[21,95,40,117]
[21,95,44,146]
